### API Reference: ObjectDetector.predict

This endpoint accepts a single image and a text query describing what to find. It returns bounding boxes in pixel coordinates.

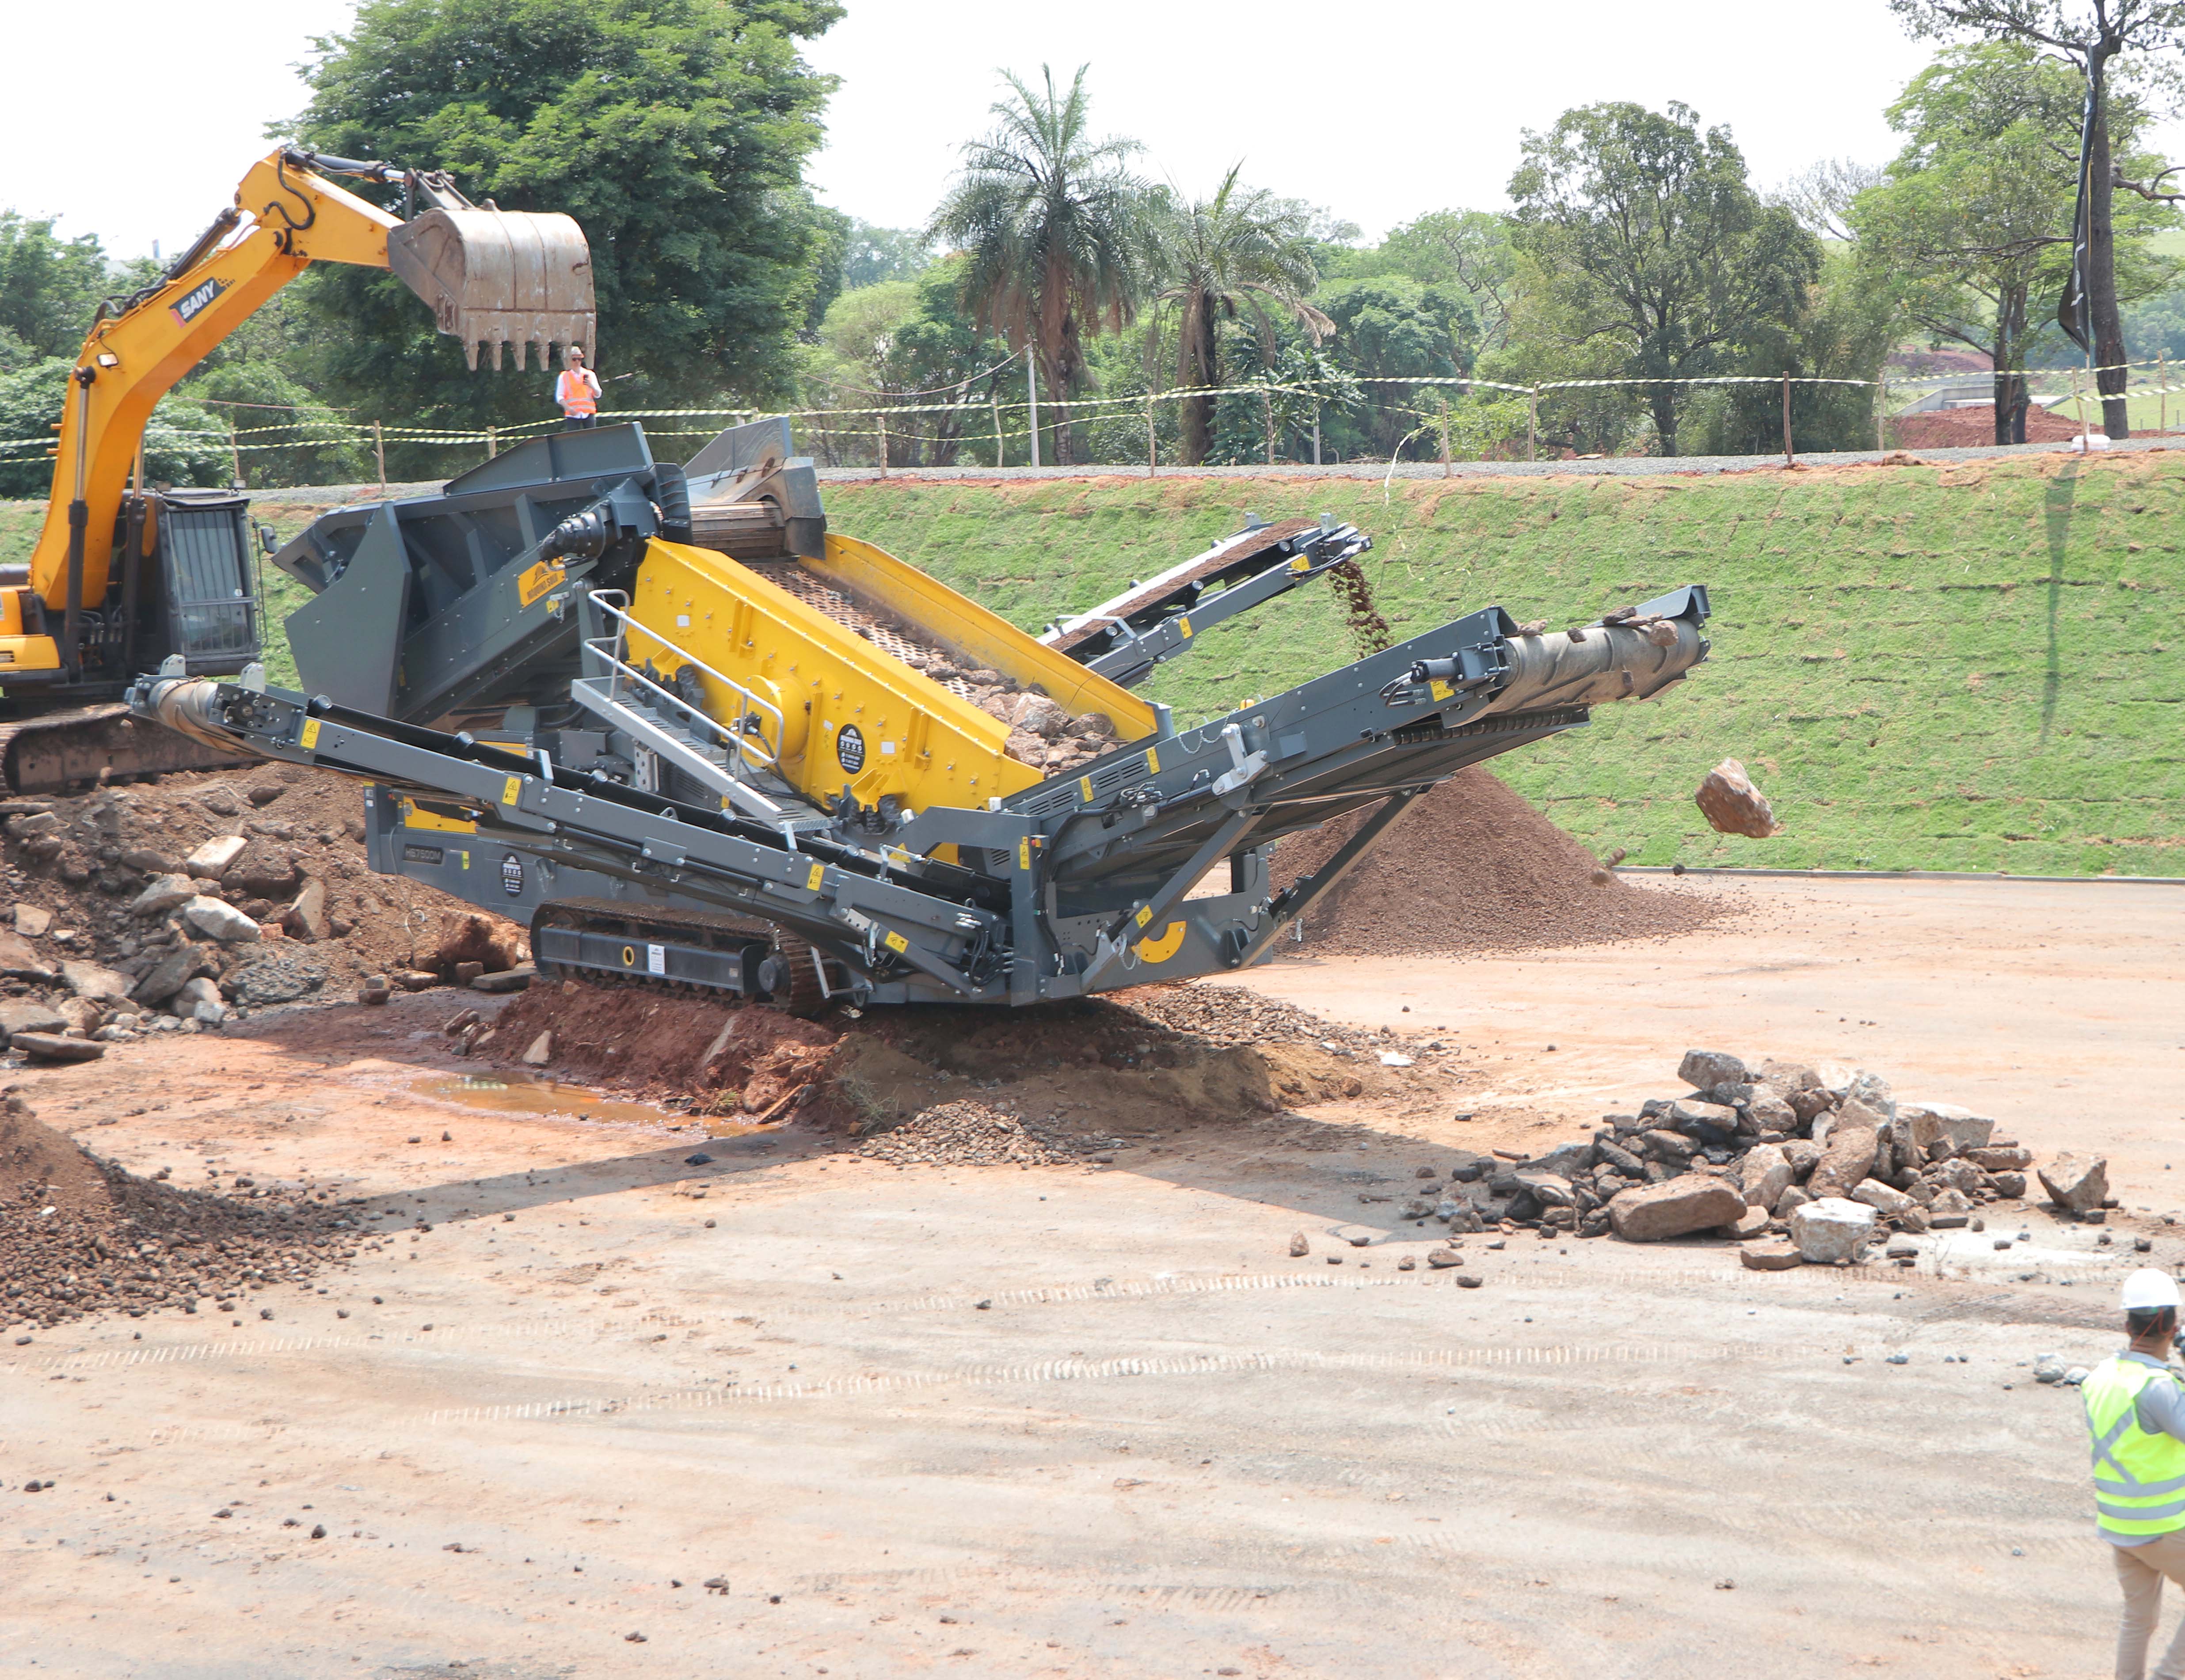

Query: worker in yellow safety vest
[2089,1268,2185,1680]
[555,346,601,430]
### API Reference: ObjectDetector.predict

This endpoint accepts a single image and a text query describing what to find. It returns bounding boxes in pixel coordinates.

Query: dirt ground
[1,873,2180,1677]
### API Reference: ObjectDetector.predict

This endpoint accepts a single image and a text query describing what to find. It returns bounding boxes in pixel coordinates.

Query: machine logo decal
[402,844,444,865]
[500,853,524,897]
[836,724,865,773]
[170,276,229,327]
[517,559,565,608]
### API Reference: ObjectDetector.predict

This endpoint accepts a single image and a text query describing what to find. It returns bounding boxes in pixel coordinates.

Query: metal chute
[387,207,595,371]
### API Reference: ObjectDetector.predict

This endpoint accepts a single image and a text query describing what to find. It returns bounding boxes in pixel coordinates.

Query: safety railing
[577,588,786,780]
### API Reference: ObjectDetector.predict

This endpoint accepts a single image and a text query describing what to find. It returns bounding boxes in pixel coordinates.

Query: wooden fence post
[228,419,244,489]
[1526,391,1538,463]
[876,407,888,477]
[1440,393,1452,479]
[1146,399,1157,477]
[373,419,386,491]
[1781,373,1794,468]
[486,425,497,460]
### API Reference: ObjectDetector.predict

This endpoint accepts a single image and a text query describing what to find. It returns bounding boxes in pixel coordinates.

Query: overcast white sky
[3,0,2169,259]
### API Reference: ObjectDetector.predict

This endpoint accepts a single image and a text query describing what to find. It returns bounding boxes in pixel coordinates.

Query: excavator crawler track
[0,704,252,795]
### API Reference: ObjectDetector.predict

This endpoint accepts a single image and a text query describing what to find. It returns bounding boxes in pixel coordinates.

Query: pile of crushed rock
[0,1095,356,1333]
[0,765,524,1062]
[1402,1048,2102,1269]
[855,1099,1102,1167]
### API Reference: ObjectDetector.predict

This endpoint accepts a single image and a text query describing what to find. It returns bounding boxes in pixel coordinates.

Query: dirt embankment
[483,978,1450,1151]
[0,764,523,1039]
[1268,768,1720,958]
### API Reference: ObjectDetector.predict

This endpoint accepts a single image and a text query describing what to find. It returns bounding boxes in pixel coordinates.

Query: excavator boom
[1,148,595,791]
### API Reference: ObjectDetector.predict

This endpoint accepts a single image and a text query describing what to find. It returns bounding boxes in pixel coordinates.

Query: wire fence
[6,355,2181,487]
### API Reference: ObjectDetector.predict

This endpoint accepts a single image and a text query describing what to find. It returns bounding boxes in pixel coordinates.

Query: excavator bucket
[386,208,595,371]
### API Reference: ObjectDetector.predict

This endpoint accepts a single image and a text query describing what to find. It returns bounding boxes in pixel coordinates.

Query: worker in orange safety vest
[555,346,601,430]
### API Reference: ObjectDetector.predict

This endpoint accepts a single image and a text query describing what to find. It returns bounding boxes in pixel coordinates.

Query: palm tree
[930,65,1152,466]
[1150,167,1333,465]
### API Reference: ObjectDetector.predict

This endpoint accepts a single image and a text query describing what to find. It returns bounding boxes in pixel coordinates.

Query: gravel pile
[0,1095,356,1332]
[1122,984,1399,1055]
[856,1099,1090,1167]
[1268,766,1719,957]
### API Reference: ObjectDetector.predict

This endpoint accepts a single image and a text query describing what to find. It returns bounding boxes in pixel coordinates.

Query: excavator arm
[4,147,593,683]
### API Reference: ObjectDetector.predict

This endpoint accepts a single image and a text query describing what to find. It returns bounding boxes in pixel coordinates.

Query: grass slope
[827,459,2184,877]
[3,452,2179,875]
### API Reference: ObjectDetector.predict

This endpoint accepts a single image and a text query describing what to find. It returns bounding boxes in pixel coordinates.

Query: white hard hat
[2123,1269,2181,1312]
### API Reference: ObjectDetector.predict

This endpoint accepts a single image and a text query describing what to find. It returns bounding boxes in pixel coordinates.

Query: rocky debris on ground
[1268,767,1720,958]
[0,1095,356,1331]
[1694,757,1781,839]
[1421,1046,2104,1259]
[855,1099,1089,1167]
[0,768,528,1057]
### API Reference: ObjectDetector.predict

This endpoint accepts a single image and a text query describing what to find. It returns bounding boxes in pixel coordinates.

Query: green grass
[824,459,2185,877]
[4,453,2180,875]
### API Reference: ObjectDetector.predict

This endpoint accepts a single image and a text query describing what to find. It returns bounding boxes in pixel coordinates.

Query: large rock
[1740,1143,1793,1212]
[172,977,226,1024]
[1782,1139,1821,1182]
[10,1031,104,1063]
[1969,1146,2033,1171]
[281,878,331,943]
[1746,1088,1797,1135]
[1520,1140,1596,1180]
[183,896,261,944]
[0,1001,67,1040]
[0,929,56,981]
[1677,1049,1747,1091]
[1609,1175,1747,1242]
[132,944,206,1005]
[228,955,328,1007]
[1758,1059,1820,1095]
[1788,1196,1876,1264]
[1851,1179,1914,1217]
[11,903,52,938]
[1667,1097,1741,1136]
[60,959,135,1002]
[1807,1121,1880,1200]
[1512,1171,1576,1209]
[431,912,519,977]
[1742,1242,1805,1271]
[2039,1152,2109,1215]
[186,834,248,878]
[1903,1102,1995,1155]
[1694,757,1780,838]
[221,840,300,900]
[131,873,199,917]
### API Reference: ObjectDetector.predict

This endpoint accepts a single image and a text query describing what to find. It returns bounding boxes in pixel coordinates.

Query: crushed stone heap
[0,1095,357,1331]
[1268,767,1718,958]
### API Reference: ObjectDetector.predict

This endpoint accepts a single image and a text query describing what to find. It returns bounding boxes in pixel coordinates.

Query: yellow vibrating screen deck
[620,531,1157,817]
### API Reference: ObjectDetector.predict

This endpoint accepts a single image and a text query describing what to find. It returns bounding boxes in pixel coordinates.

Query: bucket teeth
[387,206,596,374]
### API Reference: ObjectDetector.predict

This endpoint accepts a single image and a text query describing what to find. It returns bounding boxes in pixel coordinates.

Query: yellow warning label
[1289,554,1310,573]
[1144,747,1161,774]
[1178,616,1193,639]
[1132,920,1187,964]
[805,862,825,892]
[502,775,522,807]
[1079,776,1094,803]
[1134,904,1153,928]
[1429,678,1454,701]
[517,558,566,608]
[883,930,909,954]
[1017,837,1031,870]
[299,718,321,749]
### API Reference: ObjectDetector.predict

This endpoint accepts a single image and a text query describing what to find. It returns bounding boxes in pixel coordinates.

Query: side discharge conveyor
[135,421,1710,1013]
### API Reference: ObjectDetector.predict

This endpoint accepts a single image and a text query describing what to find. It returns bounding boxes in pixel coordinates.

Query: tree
[1506,101,1820,456]
[1854,42,2171,441]
[842,221,934,289]
[1313,277,1474,460]
[289,0,843,475]
[1144,166,1331,466]
[1372,210,1520,353]
[1892,0,2185,436]
[0,214,122,362]
[929,65,1153,466]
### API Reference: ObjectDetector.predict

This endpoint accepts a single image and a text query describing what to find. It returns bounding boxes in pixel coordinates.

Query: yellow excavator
[0,147,593,792]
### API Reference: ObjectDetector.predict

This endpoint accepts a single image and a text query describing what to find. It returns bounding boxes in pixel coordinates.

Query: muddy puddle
[411,1074,781,1138]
